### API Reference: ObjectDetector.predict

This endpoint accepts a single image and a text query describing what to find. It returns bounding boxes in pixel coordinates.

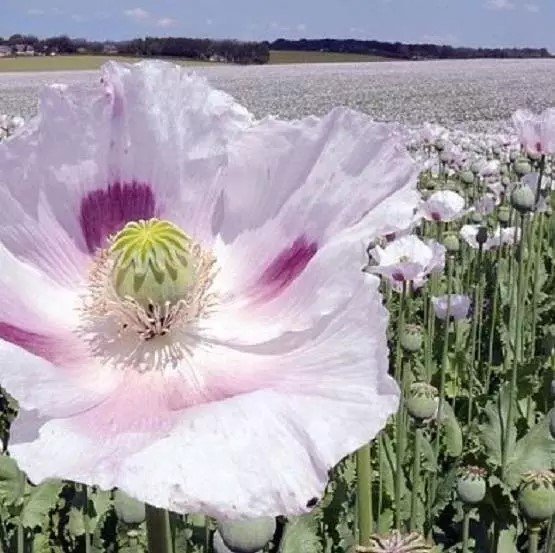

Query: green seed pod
[497,205,511,223]
[514,160,532,176]
[500,165,509,176]
[502,176,511,187]
[113,490,146,524]
[400,324,423,353]
[405,382,438,420]
[456,466,487,505]
[217,518,276,553]
[470,211,483,224]
[443,233,460,253]
[510,186,535,213]
[518,471,555,522]
[460,171,475,185]
[470,161,482,175]
[366,531,432,552]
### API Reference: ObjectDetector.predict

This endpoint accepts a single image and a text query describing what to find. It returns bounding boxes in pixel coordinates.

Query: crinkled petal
[0,61,253,286]
[11,268,398,518]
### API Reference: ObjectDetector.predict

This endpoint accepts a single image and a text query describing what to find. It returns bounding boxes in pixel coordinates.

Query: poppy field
[0,62,554,553]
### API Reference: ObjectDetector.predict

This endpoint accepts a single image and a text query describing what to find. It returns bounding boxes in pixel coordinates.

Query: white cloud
[27,8,45,16]
[485,0,515,10]
[296,23,307,32]
[156,17,178,28]
[124,7,151,22]
[524,3,540,12]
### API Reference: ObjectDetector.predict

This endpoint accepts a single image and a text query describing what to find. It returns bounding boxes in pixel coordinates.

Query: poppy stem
[145,504,173,553]
[356,443,373,545]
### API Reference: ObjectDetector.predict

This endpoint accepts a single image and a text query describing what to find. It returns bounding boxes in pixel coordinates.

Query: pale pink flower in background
[479,159,500,178]
[421,190,466,222]
[432,294,471,321]
[474,194,499,215]
[0,61,419,519]
[367,235,445,289]
[460,225,520,250]
[512,108,555,155]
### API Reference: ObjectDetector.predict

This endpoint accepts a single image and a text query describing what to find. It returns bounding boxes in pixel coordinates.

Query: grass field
[269,50,389,64]
[0,51,389,73]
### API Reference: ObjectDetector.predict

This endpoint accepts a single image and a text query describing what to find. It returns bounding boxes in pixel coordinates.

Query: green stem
[462,508,471,553]
[528,526,540,553]
[544,516,554,553]
[410,428,422,532]
[467,245,483,428]
[530,212,545,358]
[356,444,373,545]
[17,521,24,553]
[395,282,407,531]
[486,245,503,389]
[83,485,90,553]
[502,213,527,477]
[377,435,384,532]
[145,504,173,553]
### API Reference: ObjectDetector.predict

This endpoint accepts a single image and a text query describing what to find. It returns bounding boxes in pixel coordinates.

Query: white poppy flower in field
[432,294,471,321]
[0,61,419,519]
[421,190,466,222]
[512,108,555,156]
[367,235,445,288]
[460,225,520,250]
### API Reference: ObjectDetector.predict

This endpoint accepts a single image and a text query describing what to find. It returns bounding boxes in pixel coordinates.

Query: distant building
[103,44,119,55]
[15,45,34,56]
[0,45,12,57]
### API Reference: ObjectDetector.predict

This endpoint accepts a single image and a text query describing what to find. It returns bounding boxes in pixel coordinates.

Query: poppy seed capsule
[443,233,460,253]
[497,205,511,223]
[456,466,487,505]
[510,186,535,213]
[518,471,555,522]
[514,160,532,176]
[460,171,475,185]
[470,212,483,224]
[405,382,438,420]
[363,531,432,552]
[217,518,276,553]
[400,324,423,353]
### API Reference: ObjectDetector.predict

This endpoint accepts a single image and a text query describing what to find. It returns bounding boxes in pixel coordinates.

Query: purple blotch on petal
[0,323,59,364]
[256,237,318,300]
[80,181,156,253]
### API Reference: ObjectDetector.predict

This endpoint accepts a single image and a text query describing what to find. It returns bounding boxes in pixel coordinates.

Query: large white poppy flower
[431,295,471,321]
[420,190,466,222]
[0,62,419,519]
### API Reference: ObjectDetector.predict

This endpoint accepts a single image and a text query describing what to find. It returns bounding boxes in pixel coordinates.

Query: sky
[0,0,553,52]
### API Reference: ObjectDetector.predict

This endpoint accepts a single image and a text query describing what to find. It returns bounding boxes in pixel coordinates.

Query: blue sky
[1,0,553,52]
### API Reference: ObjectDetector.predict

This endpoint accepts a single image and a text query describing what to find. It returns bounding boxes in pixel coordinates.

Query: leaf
[479,386,517,467]
[67,508,86,537]
[496,528,518,553]
[89,489,112,533]
[0,455,25,506]
[419,433,437,472]
[504,410,555,488]
[21,480,63,530]
[439,402,463,458]
[279,515,321,553]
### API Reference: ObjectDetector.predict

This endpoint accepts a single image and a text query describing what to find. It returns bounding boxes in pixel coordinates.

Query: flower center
[80,218,217,367]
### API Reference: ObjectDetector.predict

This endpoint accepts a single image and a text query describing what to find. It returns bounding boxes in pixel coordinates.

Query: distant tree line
[271,38,552,60]
[0,34,270,64]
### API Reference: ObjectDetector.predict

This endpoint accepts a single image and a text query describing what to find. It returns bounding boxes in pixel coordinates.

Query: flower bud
[518,471,555,522]
[217,518,276,553]
[400,324,423,353]
[510,186,535,214]
[457,466,487,505]
[405,382,438,420]
[475,226,489,246]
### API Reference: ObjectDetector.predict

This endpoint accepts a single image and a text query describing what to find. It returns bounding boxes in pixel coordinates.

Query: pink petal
[11,272,398,518]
